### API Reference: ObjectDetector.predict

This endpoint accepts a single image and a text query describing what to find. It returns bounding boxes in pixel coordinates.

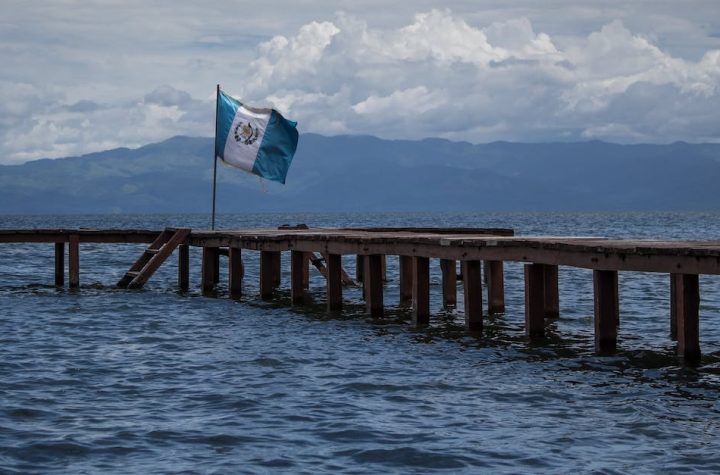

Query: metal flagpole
[211,84,220,230]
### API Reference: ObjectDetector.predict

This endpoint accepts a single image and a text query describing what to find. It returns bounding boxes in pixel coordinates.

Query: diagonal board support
[309,252,356,286]
[117,228,191,289]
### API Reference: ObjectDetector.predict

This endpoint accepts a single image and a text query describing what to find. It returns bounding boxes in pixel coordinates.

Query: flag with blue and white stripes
[215,89,299,184]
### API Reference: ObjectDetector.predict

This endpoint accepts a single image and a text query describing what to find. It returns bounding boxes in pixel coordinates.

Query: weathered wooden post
[259,251,278,300]
[228,247,243,300]
[356,255,365,283]
[670,273,678,340]
[544,264,560,318]
[399,255,413,306]
[364,254,384,318]
[413,256,430,325]
[271,251,282,288]
[524,263,545,338]
[440,259,457,308]
[68,234,80,289]
[302,252,311,289]
[178,244,189,292]
[593,270,619,353]
[486,260,505,314]
[291,250,305,305]
[326,253,343,311]
[673,273,700,364]
[54,242,64,287]
[462,260,483,331]
[213,251,220,286]
[201,247,219,295]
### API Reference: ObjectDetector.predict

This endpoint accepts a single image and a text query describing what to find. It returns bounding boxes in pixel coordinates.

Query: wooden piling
[364,254,384,318]
[302,252,310,289]
[326,253,342,312]
[68,234,79,289]
[201,247,219,295]
[213,252,220,286]
[544,264,560,318]
[399,255,413,306]
[413,256,430,326]
[54,242,64,287]
[356,255,364,282]
[593,270,619,353]
[259,251,278,300]
[228,247,243,300]
[178,244,189,292]
[673,273,700,364]
[524,264,545,338]
[291,250,305,305]
[486,260,505,314]
[271,251,281,288]
[462,260,483,331]
[670,273,678,340]
[440,259,457,308]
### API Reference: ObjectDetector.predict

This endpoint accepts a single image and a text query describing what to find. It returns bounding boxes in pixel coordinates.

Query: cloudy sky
[1,0,719,164]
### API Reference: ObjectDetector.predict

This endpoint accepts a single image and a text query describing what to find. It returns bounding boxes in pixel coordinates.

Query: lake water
[1,212,719,473]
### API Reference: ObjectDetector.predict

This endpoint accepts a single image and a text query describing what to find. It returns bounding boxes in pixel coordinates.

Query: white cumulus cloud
[1,4,720,164]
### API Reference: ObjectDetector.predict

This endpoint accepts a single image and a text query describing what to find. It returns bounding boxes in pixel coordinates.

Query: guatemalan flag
[215,89,299,184]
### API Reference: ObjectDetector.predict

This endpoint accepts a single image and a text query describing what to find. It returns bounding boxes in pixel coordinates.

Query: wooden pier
[2,226,719,365]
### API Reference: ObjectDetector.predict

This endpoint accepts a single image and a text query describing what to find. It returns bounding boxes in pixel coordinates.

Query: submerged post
[260,251,279,300]
[413,256,430,326]
[544,265,560,318]
[228,247,243,300]
[593,269,619,353]
[301,252,311,289]
[486,260,505,314]
[326,253,342,312]
[673,273,700,365]
[670,273,678,340]
[399,255,413,306]
[178,244,189,292]
[524,263,545,338]
[54,242,64,287]
[364,254,384,318]
[440,259,457,308]
[271,251,282,288]
[462,260,483,332]
[201,247,219,295]
[68,234,79,289]
[356,255,365,283]
[291,250,305,305]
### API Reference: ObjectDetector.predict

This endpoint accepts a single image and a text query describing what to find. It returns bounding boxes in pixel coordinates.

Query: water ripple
[1,212,720,473]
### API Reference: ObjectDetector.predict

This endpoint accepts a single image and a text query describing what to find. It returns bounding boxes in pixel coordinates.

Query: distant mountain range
[1,134,720,214]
